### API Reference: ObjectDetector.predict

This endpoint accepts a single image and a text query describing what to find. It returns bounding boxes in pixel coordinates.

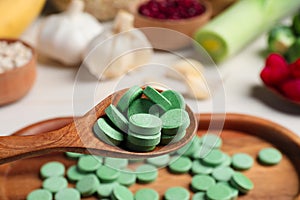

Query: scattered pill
[112,184,134,200]
[191,160,213,175]
[164,187,190,200]
[66,165,87,182]
[26,189,52,200]
[96,165,120,183]
[192,192,206,200]
[40,161,65,179]
[117,169,136,187]
[105,157,129,169]
[212,166,234,182]
[135,188,159,200]
[230,172,254,194]
[136,164,158,183]
[54,188,80,200]
[77,155,102,172]
[202,149,225,167]
[97,182,118,198]
[258,147,282,165]
[231,153,254,170]
[42,176,68,193]
[191,174,216,192]
[169,156,192,174]
[206,183,232,200]
[76,174,100,197]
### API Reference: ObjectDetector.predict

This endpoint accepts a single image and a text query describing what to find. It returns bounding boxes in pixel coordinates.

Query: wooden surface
[0,39,36,106]
[0,113,299,199]
[0,88,197,163]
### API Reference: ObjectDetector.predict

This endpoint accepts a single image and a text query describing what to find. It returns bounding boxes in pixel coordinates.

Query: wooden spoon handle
[0,123,81,164]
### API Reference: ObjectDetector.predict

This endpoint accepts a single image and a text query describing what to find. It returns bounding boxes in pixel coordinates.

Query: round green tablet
[231,153,253,170]
[164,187,190,200]
[169,156,192,174]
[206,183,232,200]
[191,160,213,175]
[161,90,185,109]
[96,165,120,183]
[42,176,68,193]
[203,149,225,167]
[146,154,170,167]
[93,118,125,146]
[112,185,134,200]
[218,182,239,200]
[77,155,102,172]
[40,161,65,179]
[127,131,161,146]
[192,192,206,200]
[66,165,88,182]
[191,175,216,192]
[117,85,143,113]
[97,182,118,198]
[105,157,129,169]
[160,109,190,136]
[258,147,282,165]
[143,86,172,111]
[135,188,159,200]
[128,98,160,117]
[200,133,222,149]
[76,174,100,197]
[54,188,80,200]
[105,104,129,132]
[117,169,136,186]
[129,113,162,135]
[160,131,186,145]
[126,140,156,152]
[219,153,232,167]
[65,152,84,159]
[230,172,254,194]
[136,164,158,183]
[212,167,234,182]
[26,189,52,200]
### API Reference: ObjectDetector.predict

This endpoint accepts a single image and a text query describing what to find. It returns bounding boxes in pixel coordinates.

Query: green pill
[191,174,216,192]
[105,157,129,169]
[164,187,190,200]
[258,147,282,165]
[230,172,254,194]
[218,182,239,200]
[206,183,232,200]
[219,153,232,167]
[65,152,84,159]
[117,85,143,113]
[42,176,68,193]
[143,86,172,111]
[177,140,198,157]
[146,154,170,167]
[26,189,52,200]
[54,188,80,200]
[192,192,206,200]
[96,165,120,183]
[212,167,234,182]
[117,169,136,187]
[160,109,190,136]
[136,164,158,183]
[129,113,162,135]
[135,188,159,200]
[112,185,134,200]
[161,90,185,109]
[231,153,253,170]
[93,118,125,146]
[127,98,161,117]
[200,133,222,149]
[77,155,102,172]
[203,149,225,167]
[76,174,100,197]
[128,131,161,146]
[97,182,118,198]
[40,161,65,179]
[160,131,186,145]
[105,104,129,132]
[66,165,88,182]
[169,156,192,174]
[126,140,156,152]
[191,160,213,175]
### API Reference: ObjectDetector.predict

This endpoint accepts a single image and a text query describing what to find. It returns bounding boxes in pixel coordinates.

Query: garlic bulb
[37,0,103,66]
[83,10,153,80]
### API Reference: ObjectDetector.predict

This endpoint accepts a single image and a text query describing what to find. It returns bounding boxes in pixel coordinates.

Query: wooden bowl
[1,113,300,199]
[0,39,36,106]
[132,0,212,50]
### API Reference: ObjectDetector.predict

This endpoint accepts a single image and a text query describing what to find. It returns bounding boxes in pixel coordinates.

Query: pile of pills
[0,41,32,74]
[93,85,191,152]
[26,134,282,200]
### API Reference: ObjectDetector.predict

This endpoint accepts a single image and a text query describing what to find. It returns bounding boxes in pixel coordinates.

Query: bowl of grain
[0,39,36,106]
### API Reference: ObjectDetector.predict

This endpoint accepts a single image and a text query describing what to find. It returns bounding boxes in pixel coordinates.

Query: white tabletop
[0,21,299,137]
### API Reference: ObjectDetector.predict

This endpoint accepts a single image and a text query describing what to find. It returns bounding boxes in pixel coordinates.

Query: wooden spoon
[0,88,197,164]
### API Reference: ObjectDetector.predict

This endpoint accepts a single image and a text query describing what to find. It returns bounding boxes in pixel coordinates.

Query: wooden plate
[0,113,300,200]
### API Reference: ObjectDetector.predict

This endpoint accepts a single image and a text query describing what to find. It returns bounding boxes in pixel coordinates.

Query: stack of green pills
[93,85,190,152]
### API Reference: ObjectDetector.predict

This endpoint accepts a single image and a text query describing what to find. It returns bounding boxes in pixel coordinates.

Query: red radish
[260,54,290,86]
[290,59,300,78]
[280,79,300,101]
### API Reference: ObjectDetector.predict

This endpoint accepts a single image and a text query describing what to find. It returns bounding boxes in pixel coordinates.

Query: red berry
[260,54,290,86]
[280,79,300,101]
[290,59,300,78]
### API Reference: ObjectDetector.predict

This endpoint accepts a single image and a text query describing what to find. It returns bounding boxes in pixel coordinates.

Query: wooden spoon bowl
[0,88,197,164]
